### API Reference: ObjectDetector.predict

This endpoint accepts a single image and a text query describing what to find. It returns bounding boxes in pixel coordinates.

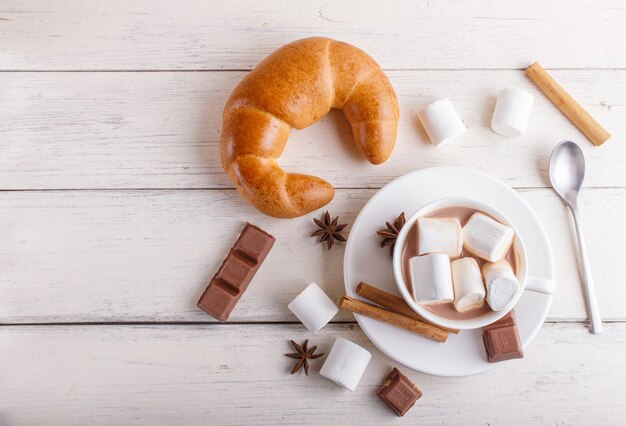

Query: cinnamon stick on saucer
[339,296,448,343]
[356,282,460,334]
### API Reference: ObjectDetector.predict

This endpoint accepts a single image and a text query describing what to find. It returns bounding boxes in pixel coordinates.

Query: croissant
[220,37,400,218]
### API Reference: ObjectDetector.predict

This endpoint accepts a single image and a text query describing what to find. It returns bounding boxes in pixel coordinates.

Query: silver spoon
[549,141,602,334]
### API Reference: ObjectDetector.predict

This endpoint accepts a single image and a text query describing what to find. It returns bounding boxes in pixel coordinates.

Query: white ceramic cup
[392,197,555,330]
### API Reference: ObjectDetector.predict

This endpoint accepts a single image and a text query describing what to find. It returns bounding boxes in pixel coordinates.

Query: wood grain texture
[2,188,623,323]
[2,0,626,71]
[3,1,626,423]
[0,70,622,190]
[2,323,625,425]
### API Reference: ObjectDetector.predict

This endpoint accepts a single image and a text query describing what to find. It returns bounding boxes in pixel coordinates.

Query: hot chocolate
[400,206,517,321]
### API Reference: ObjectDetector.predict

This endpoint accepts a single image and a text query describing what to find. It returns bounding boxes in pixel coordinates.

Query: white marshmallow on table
[417,217,463,257]
[288,282,338,333]
[409,253,453,305]
[462,212,514,262]
[417,98,466,146]
[483,260,520,311]
[319,337,371,391]
[451,257,486,312]
[491,88,534,137]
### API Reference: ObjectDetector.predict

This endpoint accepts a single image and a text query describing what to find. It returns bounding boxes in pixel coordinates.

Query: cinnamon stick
[356,282,460,334]
[525,62,611,146]
[339,295,448,343]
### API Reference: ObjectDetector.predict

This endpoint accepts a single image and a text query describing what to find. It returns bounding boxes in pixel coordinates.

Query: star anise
[377,212,406,257]
[285,339,324,376]
[310,211,347,250]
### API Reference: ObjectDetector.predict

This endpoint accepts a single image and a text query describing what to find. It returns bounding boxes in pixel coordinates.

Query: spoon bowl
[549,141,586,206]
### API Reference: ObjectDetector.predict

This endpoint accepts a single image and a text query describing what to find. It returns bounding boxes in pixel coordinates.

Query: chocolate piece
[484,310,516,329]
[482,310,524,362]
[377,367,422,416]
[197,223,275,322]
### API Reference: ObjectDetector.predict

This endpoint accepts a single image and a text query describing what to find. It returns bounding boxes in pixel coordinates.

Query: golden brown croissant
[220,37,400,218]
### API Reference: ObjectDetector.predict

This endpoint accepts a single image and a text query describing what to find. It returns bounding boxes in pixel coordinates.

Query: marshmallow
[451,257,486,312]
[483,260,520,311]
[462,212,514,262]
[491,88,534,137]
[417,217,463,257]
[288,282,338,333]
[417,98,466,146]
[409,254,453,305]
[319,337,371,391]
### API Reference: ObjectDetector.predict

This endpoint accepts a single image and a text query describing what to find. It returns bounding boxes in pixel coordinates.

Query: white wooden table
[2,1,625,424]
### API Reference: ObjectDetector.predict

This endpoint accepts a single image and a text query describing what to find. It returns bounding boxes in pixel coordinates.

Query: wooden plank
[0,70,623,190]
[2,0,626,70]
[1,188,623,323]
[1,323,625,425]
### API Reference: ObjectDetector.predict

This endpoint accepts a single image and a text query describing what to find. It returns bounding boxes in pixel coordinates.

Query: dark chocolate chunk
[482,310,524,363]
[377,367,422,416]
[197,223,275,322]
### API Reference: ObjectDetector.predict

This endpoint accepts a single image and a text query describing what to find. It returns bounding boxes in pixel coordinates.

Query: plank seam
[1,68,625,72]
[1,320,624,326]
[1,187,624,193]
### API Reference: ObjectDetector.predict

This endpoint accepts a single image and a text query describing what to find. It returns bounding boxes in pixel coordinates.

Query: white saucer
[343,167,554,377]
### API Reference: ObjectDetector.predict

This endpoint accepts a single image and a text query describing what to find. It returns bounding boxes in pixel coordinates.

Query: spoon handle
[571,204,603,334]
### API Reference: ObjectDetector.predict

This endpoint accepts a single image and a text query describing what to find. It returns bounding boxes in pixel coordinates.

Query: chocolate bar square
[215,255,255,293]
[482,310,523,363]
[233,224,275,265]
[197,281,239,322]
[377,367,422,416]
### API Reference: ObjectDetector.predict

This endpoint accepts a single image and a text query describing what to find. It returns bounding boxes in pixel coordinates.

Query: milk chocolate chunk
[377,367,422,416]
[482,310,524,362]
[197,223,275,322]
[485,310,516,329]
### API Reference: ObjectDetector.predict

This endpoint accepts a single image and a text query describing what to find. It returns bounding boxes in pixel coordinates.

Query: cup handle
[525,275,556,295]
